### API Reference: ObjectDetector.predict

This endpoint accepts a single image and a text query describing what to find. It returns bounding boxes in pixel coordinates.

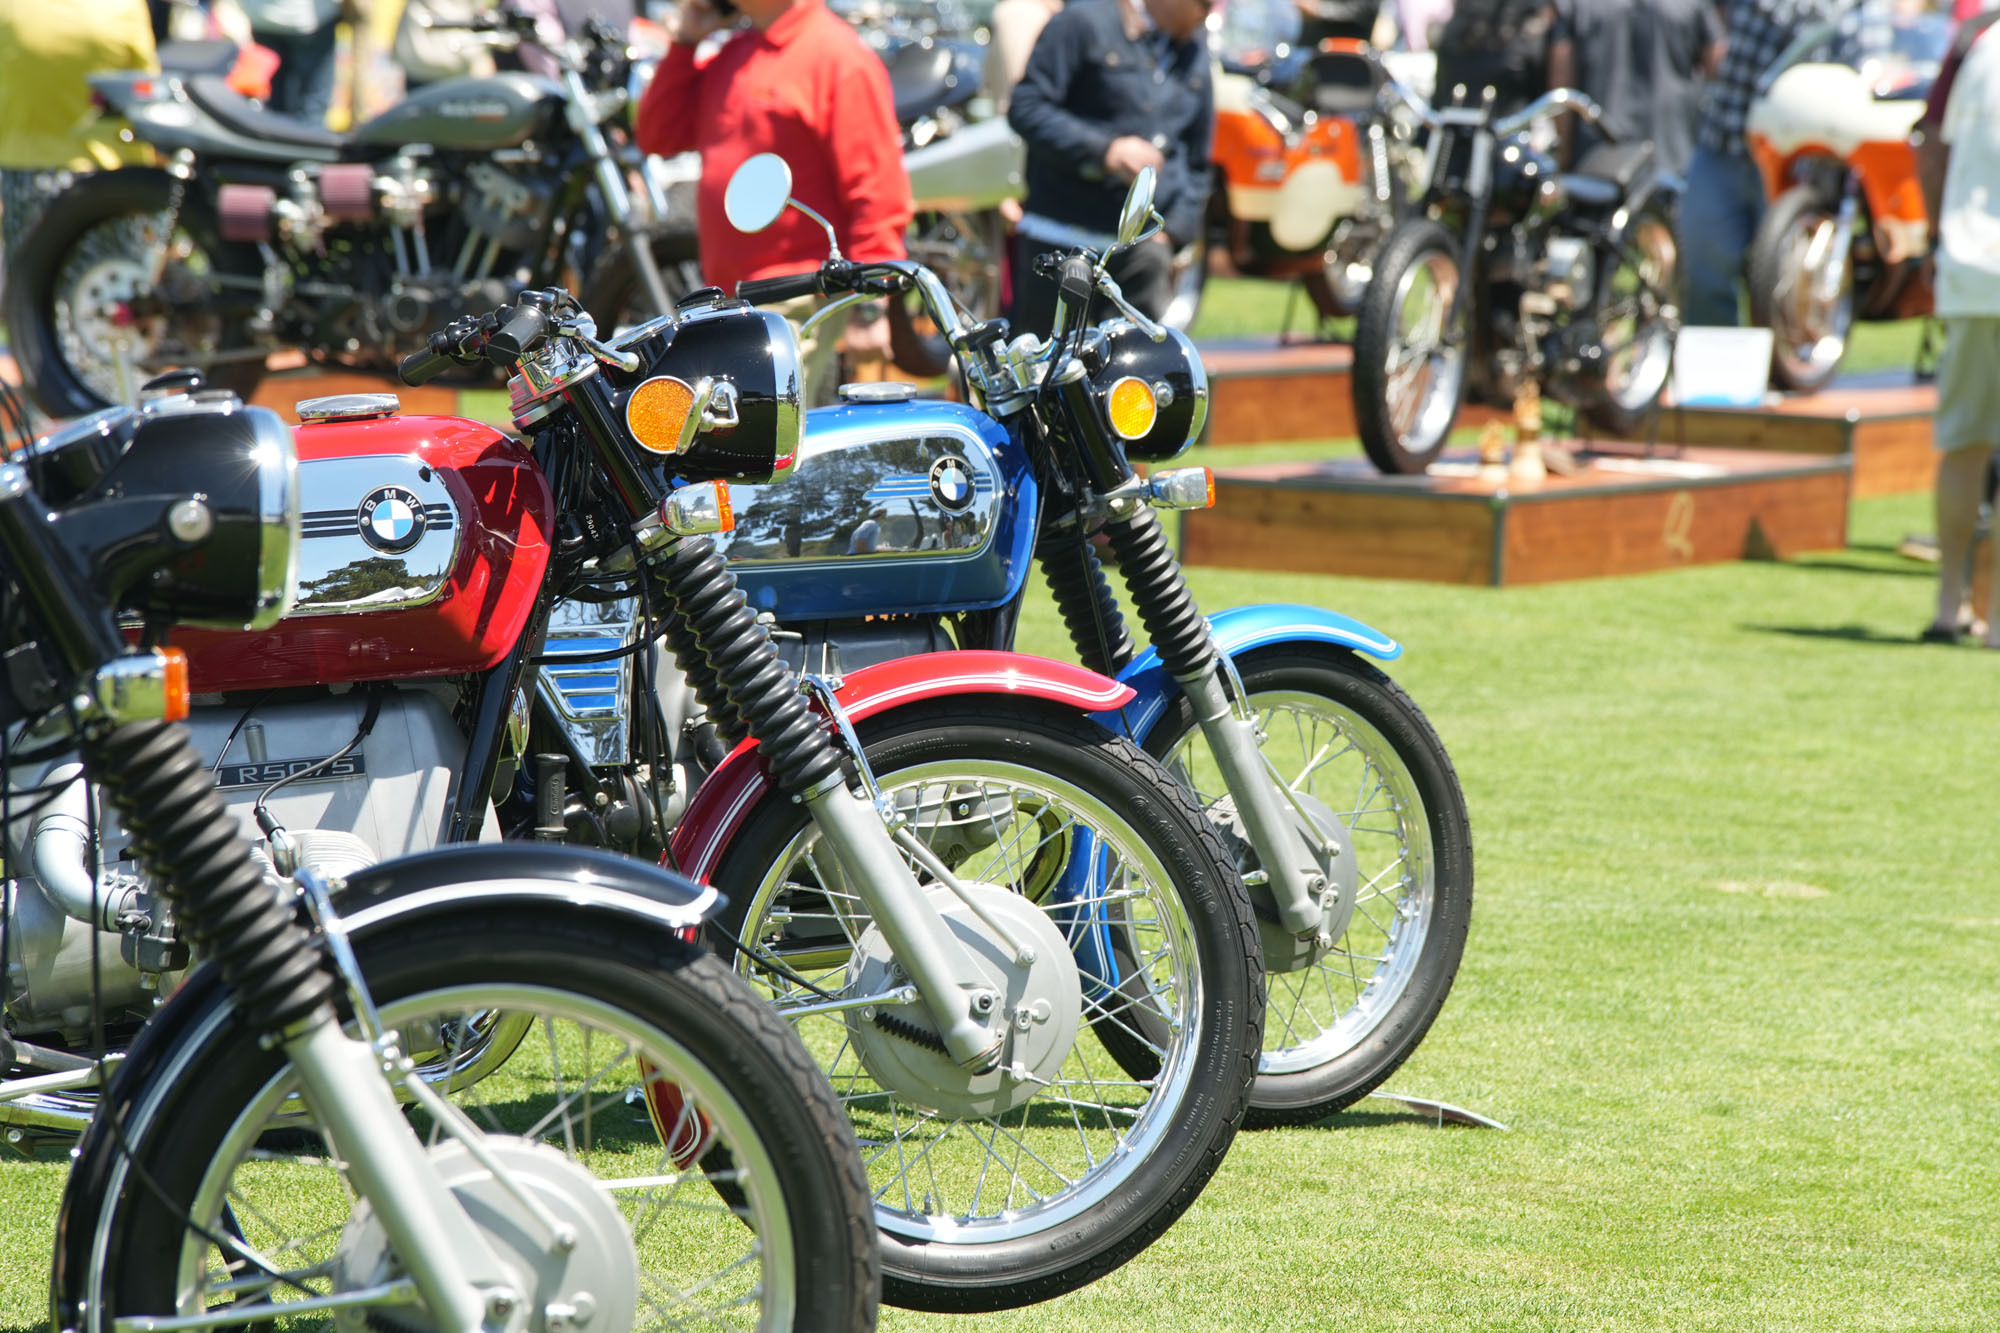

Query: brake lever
[554,310,641,373]
[1095,270,1169,343]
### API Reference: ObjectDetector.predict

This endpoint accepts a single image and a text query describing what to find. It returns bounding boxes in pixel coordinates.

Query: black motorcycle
[1351,85,1681,474]
[5,10,694,419]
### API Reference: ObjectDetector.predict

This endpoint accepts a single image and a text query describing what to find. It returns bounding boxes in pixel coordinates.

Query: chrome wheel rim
[1602,216,1678,413]
[1382,249,1465,455]
[1163,690,1435,1077]
[168,986,798,1333]
[1770,209,1854,386]
[53,213,225,406]
[733,759,1203,1244]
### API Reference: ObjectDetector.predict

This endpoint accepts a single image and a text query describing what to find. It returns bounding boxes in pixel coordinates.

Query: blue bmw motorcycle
[687,160,1475,1128]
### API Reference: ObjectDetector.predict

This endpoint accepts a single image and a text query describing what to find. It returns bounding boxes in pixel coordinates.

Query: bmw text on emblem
[929,456,975,514]
[356,486,429,554]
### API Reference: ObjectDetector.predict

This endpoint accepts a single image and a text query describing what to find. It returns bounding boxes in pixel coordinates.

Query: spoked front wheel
[1353,218,1469,474]
[1748,184,1855,394]
[1146,646,1474,1128]
[709,698,1261,1313]
[4,168,264,417]
[72,911,877,1333]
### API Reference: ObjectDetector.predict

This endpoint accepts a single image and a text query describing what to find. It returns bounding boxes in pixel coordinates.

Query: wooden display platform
[1653,375,1936,498]
[1201,339,1357,446]
[1199,337,1504,447]
[1179,443,1851,586]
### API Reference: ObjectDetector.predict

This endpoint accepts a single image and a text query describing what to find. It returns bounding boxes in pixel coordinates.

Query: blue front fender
[1091,603,1401,742]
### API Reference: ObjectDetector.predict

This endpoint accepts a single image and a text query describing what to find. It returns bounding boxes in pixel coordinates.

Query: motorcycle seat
[184,75,351,155]
[157,40,239,78]
[1307,48,1380,118]
[887,39,979,126]
[1558,140,1655,210]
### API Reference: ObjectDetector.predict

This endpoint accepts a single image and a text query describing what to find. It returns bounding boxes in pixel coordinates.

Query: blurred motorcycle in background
[1744,12,1952,392]
[6,8,689,418]
[1353,85,1681,473]
[1206,0,1428,323]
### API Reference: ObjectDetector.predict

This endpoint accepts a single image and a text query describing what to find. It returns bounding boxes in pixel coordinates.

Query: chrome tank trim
[717,404,1003,568]
[286,456,461,617]
[537,596,641,767]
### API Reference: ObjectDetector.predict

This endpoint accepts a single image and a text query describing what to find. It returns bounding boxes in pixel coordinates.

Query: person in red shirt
[636,0,912,404]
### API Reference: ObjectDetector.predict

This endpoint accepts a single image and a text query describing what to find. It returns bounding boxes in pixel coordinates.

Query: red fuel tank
[179,412,554,692]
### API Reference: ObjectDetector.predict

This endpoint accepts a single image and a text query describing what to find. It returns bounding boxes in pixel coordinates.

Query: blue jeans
[257,23,339,125]
[1679,145,1768,327]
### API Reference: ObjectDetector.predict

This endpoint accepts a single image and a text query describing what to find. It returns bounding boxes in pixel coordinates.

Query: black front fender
[52,842,718,1333]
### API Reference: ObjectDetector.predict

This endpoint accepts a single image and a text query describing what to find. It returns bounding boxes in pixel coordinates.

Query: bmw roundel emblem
[356,486,428,554]
[929,456,975,514]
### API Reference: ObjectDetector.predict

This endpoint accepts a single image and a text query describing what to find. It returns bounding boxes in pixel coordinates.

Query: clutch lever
[1095,270,1169,343]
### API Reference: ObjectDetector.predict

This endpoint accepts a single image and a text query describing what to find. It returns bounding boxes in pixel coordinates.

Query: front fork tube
[644,534,1004,1070]
[1179,668,1329,939]
[799,779,1008,1069]
[282,1019,518,1333]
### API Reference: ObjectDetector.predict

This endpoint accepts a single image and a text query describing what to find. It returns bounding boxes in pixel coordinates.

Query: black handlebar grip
[485,303,550,368]
[735,270,828,306]
[1058,254,1096,308]
[398,345,456,387]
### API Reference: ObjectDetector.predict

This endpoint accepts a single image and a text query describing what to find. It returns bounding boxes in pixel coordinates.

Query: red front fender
[667,651,1135,882]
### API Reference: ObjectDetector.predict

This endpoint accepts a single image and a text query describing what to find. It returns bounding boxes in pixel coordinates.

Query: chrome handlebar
[1493,87,1608,139]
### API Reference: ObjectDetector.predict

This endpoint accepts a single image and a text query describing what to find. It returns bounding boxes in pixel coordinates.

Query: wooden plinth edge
[1180,448,1851,586]
[1648,382,1938,498]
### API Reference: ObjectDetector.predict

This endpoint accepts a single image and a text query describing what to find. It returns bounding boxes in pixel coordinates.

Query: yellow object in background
[0,0,158,170]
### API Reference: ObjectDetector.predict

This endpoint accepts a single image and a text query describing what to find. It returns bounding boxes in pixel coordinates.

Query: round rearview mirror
[1117,165,1158,246]
[724,153,794,235]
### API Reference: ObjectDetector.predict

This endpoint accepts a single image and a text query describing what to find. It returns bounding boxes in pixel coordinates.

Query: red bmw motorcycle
[22,220,1261,1307]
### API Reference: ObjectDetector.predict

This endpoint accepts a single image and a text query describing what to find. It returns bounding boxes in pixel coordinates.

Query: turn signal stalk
[660,481,735,537]
[1146,467,1215,511]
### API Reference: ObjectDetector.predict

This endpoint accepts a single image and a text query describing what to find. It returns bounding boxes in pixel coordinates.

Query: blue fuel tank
[717,398,1039,619]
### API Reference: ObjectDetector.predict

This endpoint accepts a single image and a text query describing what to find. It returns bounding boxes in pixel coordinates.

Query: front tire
[708,698,1261,1313]
[4,168,263,418]
[1748,184,1854,394]
[80,911,878,1333]
[1145,646,1473,1128]
[1354,218,1468,474]
[1583,203,1680,440]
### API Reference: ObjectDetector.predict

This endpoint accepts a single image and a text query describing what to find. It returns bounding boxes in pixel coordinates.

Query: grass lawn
[3,489,1996,1330]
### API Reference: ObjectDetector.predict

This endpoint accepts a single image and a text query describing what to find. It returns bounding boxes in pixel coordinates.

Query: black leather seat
[887,40,978,125]
[1558,140,1655,211]
[1307,49,1379,118]
[184,75,351,154]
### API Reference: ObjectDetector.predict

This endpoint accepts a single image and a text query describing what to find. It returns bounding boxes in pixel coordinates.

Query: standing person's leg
[1679,146,1763,327]
[1928,317,2000,640]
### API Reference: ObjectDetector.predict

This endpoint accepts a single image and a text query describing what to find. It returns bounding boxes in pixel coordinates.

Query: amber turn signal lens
[1106,376,1158,441]
[161,648,189,722]
[660,480,735,536]
[627,376,696,455]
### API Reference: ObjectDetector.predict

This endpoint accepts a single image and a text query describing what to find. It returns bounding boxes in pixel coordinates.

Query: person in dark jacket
[1006,0,1213,332]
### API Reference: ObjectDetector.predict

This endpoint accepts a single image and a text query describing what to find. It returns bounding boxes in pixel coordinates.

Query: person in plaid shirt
[1680,0,1891,327]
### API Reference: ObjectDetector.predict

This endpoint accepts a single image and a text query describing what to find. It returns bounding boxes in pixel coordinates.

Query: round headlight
[1087,322,1209,461]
